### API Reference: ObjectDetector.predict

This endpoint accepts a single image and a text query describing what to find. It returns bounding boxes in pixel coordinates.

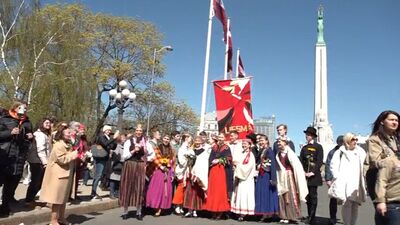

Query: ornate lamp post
[109,80,136,131]
[146,45,173,137]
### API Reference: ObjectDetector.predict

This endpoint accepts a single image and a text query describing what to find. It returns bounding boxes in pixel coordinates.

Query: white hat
[102,125,112,132]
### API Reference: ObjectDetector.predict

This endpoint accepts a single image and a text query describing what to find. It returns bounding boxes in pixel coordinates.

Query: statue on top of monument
[317,5,325,44]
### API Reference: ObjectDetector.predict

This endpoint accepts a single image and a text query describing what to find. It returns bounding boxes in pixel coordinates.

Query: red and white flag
[227,23,233,74]
[238,54,246,78]
[212,0,228,42]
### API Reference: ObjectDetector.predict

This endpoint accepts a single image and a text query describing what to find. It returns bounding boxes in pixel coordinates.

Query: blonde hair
[343,132,356,149]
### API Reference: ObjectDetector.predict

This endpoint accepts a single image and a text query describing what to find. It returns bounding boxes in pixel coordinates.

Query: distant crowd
[0,102,399,225]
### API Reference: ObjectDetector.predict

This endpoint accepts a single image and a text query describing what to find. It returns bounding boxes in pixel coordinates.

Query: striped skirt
[119,160,146,208]
[278,170,301,220]
[183,178,205,210]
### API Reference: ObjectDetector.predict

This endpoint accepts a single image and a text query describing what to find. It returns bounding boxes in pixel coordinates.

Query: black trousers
[306,186,318,220]
[0,173,21,209]
[329,197,338,220]
[25,163,45,202]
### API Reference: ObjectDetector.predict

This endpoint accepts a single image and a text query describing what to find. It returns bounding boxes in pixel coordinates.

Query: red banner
[213,77,254,139]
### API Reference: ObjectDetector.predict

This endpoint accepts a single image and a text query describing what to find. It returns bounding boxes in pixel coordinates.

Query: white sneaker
[22,179,31,185]
[175,207,182,214]
[192,211,197,217]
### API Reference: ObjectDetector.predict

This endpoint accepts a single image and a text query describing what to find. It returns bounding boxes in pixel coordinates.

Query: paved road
[34,186,376,225]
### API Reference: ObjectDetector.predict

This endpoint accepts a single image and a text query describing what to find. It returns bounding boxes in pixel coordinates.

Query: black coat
[0,112,33,175]
[94,133,117,160]
[300,142,324,186]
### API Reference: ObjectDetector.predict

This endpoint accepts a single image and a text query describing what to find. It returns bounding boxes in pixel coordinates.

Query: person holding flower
[146,134,175,216]
[182,136,210,218]
[300,126,324,224]
[255,134,279,221]
[203,133,233,220]
[172,134,193,215]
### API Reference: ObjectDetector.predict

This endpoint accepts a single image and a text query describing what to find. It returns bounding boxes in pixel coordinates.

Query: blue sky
[44,0,400,147]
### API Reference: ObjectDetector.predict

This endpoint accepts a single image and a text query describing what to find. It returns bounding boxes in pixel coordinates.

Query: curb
[0,199,119,225]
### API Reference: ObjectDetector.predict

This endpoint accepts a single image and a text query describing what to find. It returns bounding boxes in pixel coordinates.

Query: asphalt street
[34,185,376,225]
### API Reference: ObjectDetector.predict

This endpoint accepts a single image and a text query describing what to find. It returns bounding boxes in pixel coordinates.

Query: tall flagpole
[224,18,230,80]
[200,0,214,132]
[236,48,240,78]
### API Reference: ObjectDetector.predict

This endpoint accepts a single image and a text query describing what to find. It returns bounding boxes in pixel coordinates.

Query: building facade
[254,115,276,143]
[203,111,219,136]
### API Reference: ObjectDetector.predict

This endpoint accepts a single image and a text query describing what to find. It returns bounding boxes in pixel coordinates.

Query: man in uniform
[300,126,323,224]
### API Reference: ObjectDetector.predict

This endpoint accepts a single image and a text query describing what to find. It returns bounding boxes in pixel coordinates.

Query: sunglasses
[351,138,358,142]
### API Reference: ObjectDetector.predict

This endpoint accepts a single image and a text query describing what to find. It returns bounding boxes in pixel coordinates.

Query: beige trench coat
[40,140,77,204]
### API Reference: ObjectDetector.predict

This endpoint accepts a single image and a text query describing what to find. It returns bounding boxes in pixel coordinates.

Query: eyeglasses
[351,138,358,142]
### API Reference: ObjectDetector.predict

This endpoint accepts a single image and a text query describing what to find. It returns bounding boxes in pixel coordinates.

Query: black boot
[0,205,10,218]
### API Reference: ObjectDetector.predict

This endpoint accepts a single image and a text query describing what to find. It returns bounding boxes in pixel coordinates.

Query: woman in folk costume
[255,134,279,221]
[119,124,147,220]
[275,137,309,224]
[40,125,78,225]
[146,134,175,216]
[183,136,210,218]
[329,133,366,225]
[231,139,256,221]
[172,134,193,215]
[202,133,233,220]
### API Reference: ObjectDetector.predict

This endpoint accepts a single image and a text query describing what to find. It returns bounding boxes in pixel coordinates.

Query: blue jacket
[324,145,341,181]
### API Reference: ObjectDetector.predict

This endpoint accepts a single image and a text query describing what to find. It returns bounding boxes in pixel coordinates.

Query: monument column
[313,6,333,151]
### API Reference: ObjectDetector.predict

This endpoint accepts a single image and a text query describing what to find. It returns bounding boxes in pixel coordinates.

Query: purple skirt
[145,168,173,209]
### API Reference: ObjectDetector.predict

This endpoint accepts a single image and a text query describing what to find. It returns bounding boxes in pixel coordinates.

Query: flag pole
[224,18,230,80]
[236,48,240,78]
[200,0,214,132]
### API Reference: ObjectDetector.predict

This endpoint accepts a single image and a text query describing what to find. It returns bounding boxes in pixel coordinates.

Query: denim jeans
[82,168,91,185]
[109,179,119,196]
[375,203,400,225]
[91,159,106,195]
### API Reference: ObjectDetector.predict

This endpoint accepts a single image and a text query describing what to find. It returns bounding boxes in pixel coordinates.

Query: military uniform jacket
[300,141,324,186]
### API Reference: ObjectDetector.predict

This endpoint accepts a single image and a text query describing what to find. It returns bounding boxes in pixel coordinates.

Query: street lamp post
[109,80,136,131]
[146,45,173,137]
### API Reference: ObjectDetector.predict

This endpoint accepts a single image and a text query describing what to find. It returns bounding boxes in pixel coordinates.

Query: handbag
[328,179,345,201]
[91,144,108,158]
[328,151,345,201]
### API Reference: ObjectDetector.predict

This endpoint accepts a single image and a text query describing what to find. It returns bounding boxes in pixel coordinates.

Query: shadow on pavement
[67,213,100,224]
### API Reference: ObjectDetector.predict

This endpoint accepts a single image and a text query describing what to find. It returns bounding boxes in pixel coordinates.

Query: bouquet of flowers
[159,157,170,167]
[305,153,315,173]
[218,156,228,166]
[261,158,272,172]
[185,154,197,170]
[158,157,169,181]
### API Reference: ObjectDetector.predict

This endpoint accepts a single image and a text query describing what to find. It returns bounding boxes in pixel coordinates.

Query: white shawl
[175,142,190,180]
[276,146,309,202]
[190,148,210,190]
[234,150,256,181]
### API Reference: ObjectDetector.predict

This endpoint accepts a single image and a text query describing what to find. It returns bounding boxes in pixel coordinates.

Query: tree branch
[27,23,66,105]
[0,0,25,97]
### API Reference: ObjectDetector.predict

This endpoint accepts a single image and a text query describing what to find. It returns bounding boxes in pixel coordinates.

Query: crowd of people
[0,101,399,225]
